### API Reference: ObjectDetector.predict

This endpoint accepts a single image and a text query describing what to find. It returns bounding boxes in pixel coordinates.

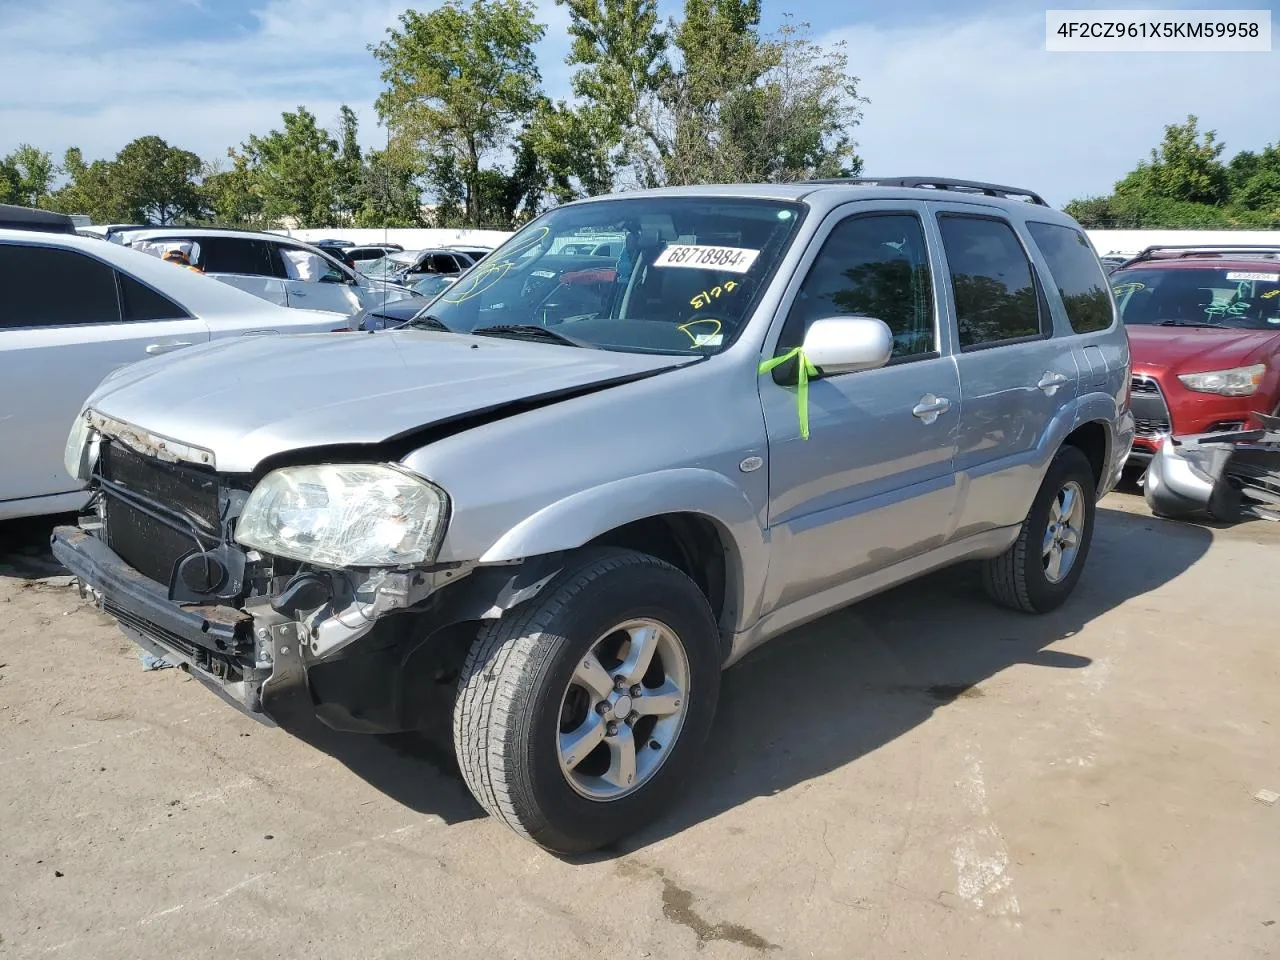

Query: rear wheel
[452,548,721,853]
[983,445,1096,613]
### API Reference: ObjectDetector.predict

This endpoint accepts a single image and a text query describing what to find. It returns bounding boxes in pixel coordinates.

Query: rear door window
[197,237,279,277]
[0,244,121,328]
[1026,221,1114,333]
[938,215,1043,349]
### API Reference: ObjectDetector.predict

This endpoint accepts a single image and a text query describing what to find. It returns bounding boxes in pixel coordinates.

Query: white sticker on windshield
[654,244,760,273]
[693,333,724,347]
[1226,271,1280,282]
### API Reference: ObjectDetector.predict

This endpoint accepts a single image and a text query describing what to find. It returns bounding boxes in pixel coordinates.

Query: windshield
[426,196,805,354]
[1112,266,1280,330]
[359,255,413,279]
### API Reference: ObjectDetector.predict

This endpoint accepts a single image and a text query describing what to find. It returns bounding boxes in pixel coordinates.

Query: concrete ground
[0,491,1277,960]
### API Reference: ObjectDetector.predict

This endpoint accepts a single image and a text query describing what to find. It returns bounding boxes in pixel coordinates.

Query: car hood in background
[1126,325,1280,374]
[84,332,691,473]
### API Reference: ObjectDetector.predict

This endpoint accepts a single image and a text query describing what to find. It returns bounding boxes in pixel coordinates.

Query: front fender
[478,468,769,634]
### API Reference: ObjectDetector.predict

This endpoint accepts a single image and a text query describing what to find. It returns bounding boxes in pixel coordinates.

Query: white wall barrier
[1087,229,1280,258]
[269,226,1280,260]
[270,227,514,250]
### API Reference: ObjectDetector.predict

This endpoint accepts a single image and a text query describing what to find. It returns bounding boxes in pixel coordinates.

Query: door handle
[241,329,278,336]
[1037,371,1070,394]
[912,394,952,424]
[291,289,308,297]
[145,341,193,355]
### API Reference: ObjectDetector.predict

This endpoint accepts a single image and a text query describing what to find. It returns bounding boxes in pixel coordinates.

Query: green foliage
[352,149,425,228]
[373,0,545,227]
[1067,115,1280,228]
[6,0,868,228]
[110,136,205,224]
[240,107,345,228]
[561,2,865,189]
[42,139,203,223]
[1,144,56,207]
[201,152,266,227]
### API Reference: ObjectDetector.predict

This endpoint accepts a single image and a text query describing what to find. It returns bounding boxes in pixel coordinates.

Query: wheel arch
[477,468,768,646]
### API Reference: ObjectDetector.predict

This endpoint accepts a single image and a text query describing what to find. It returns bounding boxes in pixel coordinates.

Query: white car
[0,219,350,521]
[117,228,418,317]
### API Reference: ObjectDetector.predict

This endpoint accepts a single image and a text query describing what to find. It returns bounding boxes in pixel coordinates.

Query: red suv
[1110,246,1280,468]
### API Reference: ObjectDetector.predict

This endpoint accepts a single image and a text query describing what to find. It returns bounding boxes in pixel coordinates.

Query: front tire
[982,445,1097,613]
[452,548,721,853]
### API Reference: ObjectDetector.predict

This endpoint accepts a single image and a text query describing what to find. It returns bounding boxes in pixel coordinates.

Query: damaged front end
[1144,413,1280,523]
[51,417,558,734]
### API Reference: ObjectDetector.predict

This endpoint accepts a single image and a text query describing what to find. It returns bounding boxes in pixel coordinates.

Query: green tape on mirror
[758,348,818,439]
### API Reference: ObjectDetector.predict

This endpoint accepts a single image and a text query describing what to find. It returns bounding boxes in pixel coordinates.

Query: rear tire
[982,445,1096,613]
[452,548,721,853]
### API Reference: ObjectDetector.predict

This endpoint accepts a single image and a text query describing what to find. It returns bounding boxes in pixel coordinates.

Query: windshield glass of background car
[428,197,805,354]
[1112,267,1280,330]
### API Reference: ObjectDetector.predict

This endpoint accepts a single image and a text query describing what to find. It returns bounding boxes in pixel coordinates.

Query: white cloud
[3,0,1277,206]
[0,0,573,168]
[825,10,1280,206]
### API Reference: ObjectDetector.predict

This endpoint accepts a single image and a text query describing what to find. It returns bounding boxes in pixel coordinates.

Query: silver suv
[54,178,1134,853]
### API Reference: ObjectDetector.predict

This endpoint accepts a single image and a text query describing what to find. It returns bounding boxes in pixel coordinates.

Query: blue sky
[1,0,1278,207]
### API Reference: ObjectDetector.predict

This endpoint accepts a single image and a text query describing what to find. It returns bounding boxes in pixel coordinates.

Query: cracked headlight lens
[1177,363,1265,396]
[235,464,448,567]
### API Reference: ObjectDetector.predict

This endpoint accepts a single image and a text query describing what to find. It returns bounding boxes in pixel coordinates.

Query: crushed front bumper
[1143,417,1280,522]
[50,526,313,726]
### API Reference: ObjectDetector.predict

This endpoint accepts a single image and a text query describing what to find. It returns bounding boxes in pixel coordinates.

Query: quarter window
[119,273,191,321]
[938,215,1042,349]
[1027,221,1113,334]
[0,244,120,328]
[779,213,936,361]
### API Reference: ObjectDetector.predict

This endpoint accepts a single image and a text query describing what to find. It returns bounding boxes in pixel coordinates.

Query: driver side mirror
[801,316,893,375]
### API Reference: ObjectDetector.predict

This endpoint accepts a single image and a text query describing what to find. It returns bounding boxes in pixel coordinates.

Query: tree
[559,1,865,188]
[109,136,205,224]
[672,18,865,184]
[2,144,56,206]
[1066,119,1280,228]
[372,0,545,227]
[1115,115,1229,206]
[44,147,129,222]
[333,105,364,223]
[557,0,670,185]
[352,149,424,227]
[202,152,266,227]
[241,107,344,228]
[0,157,18,205]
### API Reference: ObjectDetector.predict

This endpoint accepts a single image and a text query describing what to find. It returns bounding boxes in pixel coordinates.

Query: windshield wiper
[404,314,451,332]
[472,324,589,347]
[1156,320,1224,328]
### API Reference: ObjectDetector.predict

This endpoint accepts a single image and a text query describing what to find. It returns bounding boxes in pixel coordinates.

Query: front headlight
[235,464,449,567]
[63,411,98,481]
[1177,363,1265,396]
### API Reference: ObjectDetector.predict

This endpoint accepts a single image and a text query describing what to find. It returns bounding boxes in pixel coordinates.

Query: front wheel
[982,445,1097,613]
[452,548,721,853]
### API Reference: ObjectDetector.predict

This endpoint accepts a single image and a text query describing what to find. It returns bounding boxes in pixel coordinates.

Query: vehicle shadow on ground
[1,504,1215,836]
[0,514,79,579]
[599,504,1213,857]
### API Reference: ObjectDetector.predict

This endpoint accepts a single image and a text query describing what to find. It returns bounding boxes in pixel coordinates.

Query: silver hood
[85,331,690,473]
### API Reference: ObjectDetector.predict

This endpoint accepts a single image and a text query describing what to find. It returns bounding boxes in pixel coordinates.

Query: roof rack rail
[808,176,1049,206]
[1125,244,1280,265]
[0,203,77,235]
